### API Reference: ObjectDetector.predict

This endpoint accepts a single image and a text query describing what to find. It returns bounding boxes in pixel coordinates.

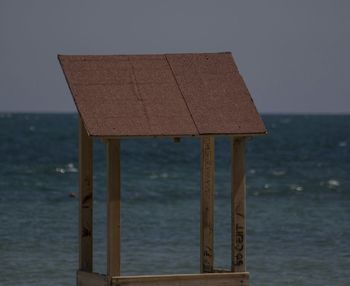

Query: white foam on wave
[149,173,158,179]
[327,179,340,188]
[320,179,340,189]
[338,141,347,147]
[249,169,256,175]
[149,172,169,179]
[160,172,169,179]
[289,184,303,192]
[55,163,78,174]
[66,163,78,172]
[55,168,65,174]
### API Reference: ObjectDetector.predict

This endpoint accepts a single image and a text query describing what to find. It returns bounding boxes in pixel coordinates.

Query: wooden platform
[77,271,249,286]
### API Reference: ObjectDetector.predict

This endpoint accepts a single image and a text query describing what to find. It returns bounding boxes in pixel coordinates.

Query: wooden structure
[58,52,266,286]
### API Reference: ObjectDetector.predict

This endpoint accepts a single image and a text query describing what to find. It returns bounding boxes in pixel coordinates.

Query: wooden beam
[99,133,265,141]
[112,272,249,286]
[77,271,107,286]
[107,139,121,280]
[212,268,231,273]
[200,136,215,273]
[231,137,246,272]
[79,118,93,272]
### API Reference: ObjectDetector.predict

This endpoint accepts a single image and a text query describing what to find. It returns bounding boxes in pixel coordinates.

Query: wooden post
[107,139,121,280]
[79,118,93,272]
[200,136,215,273]
[231,137,246,272]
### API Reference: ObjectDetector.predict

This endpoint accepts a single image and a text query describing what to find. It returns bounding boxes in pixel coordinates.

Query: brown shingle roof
[58,52,266,137]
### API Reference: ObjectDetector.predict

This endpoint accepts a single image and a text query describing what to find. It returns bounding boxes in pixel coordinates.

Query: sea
[0,114,349,286]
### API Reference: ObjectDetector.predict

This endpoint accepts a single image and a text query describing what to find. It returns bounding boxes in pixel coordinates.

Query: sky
[0,0,349,114]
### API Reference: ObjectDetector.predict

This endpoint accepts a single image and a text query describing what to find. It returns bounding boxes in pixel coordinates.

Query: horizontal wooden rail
[77,271,107,286]
[112,272,249,286]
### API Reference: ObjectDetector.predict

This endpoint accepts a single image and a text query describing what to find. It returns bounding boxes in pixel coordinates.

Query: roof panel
[58,52,266,137]
[138,82,198,135]
[165,53,266,135]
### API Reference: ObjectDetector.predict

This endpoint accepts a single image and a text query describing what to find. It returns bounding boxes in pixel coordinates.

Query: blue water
[0,114,349,286]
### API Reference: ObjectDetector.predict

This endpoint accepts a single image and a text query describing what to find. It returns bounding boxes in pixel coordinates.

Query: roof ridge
[164,54,200,135]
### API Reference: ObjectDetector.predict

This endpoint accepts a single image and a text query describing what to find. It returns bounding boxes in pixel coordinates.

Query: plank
[107,139,121,279]
[112,272,249,286]
[231,138,246,272]
[200,136,215,273]
[77,270,106,286]
[79,118,93,272]
[96,133,265,140]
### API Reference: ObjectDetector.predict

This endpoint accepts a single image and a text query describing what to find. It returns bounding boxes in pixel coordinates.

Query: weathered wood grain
[200,136,215,273]
[107,139,121,279]
[79,118,93,272]
[77,270,106,286]
[112,272,249,286]
[231,138,246,272]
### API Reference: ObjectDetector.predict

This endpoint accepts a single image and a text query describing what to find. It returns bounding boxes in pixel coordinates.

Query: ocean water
[0,114,349,286]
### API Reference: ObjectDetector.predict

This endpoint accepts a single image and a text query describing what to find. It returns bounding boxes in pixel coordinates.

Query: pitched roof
[58,52,266,137]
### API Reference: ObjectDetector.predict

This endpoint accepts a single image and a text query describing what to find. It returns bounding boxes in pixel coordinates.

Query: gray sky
[0,0,349,113]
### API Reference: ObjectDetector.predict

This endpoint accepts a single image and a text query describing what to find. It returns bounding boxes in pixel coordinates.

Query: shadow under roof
[58,52,266,138]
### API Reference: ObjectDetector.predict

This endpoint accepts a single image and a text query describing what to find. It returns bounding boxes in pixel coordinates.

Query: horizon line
[0,111,349,116]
